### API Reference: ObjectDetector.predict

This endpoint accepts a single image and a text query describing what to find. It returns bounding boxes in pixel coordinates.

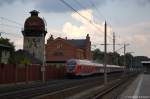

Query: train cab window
[66,60,76,70]
[67,61,76,67]
[67,61,76,66]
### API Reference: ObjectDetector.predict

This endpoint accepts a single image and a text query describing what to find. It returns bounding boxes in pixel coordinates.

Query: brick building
[46,34,92,64]
[0,44,12,64]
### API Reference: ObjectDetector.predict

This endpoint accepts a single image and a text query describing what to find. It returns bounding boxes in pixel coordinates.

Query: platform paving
[120,73,150,99]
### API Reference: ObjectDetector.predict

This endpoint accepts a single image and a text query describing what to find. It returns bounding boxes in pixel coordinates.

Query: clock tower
[22,10,47,63]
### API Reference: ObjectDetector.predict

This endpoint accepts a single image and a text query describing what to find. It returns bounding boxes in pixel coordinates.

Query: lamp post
[127,52,134,71]
[42,33,45,83]
[104,21,107,85]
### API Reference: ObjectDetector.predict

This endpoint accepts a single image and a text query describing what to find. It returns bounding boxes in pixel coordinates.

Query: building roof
[141,61,150,64]
[22,10,47,37]
[0,44,12,50]
[65,39,86,48]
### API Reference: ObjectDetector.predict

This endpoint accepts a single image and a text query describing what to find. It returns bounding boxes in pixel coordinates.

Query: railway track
[0,79,69,94]
[35,76,120,99]
[83,73,138,99]
[0,73,128,99]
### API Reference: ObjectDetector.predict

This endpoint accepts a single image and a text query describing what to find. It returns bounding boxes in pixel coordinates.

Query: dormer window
[57,43,62,49]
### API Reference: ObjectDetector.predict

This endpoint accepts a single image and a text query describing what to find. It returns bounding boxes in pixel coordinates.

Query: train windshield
[67,60,76,66]
[66,60,76,70]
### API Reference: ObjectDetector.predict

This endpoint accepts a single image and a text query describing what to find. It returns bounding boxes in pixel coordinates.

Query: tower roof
[30,10,39,16]
[24,10,45,30]
[22,10,47,36]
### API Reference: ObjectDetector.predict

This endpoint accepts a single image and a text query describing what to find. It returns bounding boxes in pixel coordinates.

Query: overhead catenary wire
[88,0,106,20]
[59,0,104,34]
[0,23,21,29]
[89,1,113,41]
[0,17,22,26]
[63,0,114,52]
[60,0,115,47]
[0,31,22,38]
[72,0,110,40]
[62,0,124,54]
[0,17,23,38]
[88,0,113,39]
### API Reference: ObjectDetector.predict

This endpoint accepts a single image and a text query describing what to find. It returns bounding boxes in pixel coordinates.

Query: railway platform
[120,73,150,99]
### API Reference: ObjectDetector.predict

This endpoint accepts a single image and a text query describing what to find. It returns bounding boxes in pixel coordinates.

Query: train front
[66,59,77,76]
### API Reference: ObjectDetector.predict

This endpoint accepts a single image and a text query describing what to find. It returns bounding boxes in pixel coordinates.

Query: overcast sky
[0,0,150,57]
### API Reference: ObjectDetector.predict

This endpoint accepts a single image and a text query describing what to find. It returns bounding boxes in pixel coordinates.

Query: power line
[0,31,22,38]
[60,0,114,41]
[88,1,113,28]
[60,0,115,47]
[0,17,22,26]
[88,0,106,20]
[88,1,113,40]
[0,23,21,29]
[73,0,102,24]
[73,0,112,38]
[71,0,123,52]
[73,0,88,11]
[88,0,114,40]
[59,0,104,33]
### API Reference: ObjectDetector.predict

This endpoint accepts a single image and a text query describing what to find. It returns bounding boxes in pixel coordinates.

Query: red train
[66,59,124,76]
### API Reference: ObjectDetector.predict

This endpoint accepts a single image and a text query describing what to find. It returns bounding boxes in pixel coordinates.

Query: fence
[0,64,66,84]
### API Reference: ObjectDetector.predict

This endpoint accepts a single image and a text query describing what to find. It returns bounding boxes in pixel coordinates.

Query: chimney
[65,37,67,40]
[50,35,54,40]
[47,35,54,43]
[85,34,91,59]
[86,34,90,41]
[30,10,39,16]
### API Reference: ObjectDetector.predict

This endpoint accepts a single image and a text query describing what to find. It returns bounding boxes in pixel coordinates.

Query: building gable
[46,34,92,63]
[46,37,81,49]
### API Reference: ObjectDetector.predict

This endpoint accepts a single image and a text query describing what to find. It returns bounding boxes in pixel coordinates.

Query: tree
[9,50,31,65]
[0,37,15,51]
[92,49,104,63]
[92,49,121,65]
[0,37,15,64]
[92,49,150,69]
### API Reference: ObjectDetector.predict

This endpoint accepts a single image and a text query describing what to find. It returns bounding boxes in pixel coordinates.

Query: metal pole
[123,44,127,74]
[113,32,115,53]
[124,44,126,67]
[104,21,107,85]
[42,33,45,83]
[131,57,132,71]
[113,32,115,64]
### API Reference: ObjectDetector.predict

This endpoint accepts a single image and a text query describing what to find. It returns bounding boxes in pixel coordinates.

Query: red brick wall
[46,36,92,62]
[46,38,79,61]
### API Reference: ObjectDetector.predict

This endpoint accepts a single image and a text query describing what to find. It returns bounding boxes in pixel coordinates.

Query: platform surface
[120,73,150,99]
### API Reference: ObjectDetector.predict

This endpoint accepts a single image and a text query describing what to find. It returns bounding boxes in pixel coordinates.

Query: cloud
[111,0,150,6]
[135,0,150,6]
[35,0,106,13]
[35,0,150,13]
[62,9,112,45]
[1,0,150,12]
[115,22,150,36]
[0,0,106,12]
[114,21,150,57]
[115,22,150,44]
[0,0,16,5]
[0,0,30,6]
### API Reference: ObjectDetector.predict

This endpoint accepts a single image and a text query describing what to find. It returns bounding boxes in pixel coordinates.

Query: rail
[93,73,138,99]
